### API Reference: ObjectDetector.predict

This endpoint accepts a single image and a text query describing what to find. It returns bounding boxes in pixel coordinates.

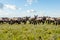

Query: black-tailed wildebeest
[0,16,60,25]
[2,17,9,23]
[8,16,30,25]
[8,18,14,24]
[28,15,38,25]
[55,18,60,25]
[29,17,36,24]
[8,17,22,25]
[28,16,47,25]
[21,16,30,24]
[0,18,3,24]
[36,16,46,24]
[46,17,56,24]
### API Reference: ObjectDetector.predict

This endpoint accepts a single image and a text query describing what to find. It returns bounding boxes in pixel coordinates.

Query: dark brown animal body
[36,17,46,24]
[28,15,38,25]
[8,17,22,25]
[0,18,3,24]
[2,17,9,23]
[21,17,30,24]
[46,17,56,24]
[55,18,60,25]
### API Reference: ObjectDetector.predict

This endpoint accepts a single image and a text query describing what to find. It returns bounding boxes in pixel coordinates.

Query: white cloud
[26,0,38,6]
[0,2,22,10]
[4,4,22,11]
[0,10,9,17]
[27,10,46,17]
[27,9,36,13]
[27,0,33,5]
[4,4,17,10]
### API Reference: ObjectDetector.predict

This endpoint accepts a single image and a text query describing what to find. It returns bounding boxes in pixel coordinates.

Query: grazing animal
[36,17,43,24]
[0,18,3,24]
[8,17,21,24]
[46,17,56,24]
[2,17,9,23]
[0,16,60,25]
[36,16,46,24]
[55,18,60,25]
[21,16,30,24]
[29,15,38,25]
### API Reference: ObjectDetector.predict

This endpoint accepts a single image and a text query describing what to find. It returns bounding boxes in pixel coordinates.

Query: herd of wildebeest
[0,15,60,25]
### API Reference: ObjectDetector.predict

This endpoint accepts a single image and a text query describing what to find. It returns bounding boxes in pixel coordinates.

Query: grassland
[0,23,60,40]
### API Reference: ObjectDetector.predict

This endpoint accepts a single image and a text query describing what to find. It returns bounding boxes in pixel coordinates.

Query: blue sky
[0,0,60,17]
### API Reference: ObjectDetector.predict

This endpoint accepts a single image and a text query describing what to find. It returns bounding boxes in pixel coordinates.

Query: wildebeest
[2,17,9,23]
[36,16,46,24]
[28,15,47,25]
[21,16,30,24]
[29,15,39,25]
[8,16,30,25]
[29,17,37,24]
[55,17,60,25]
[0,16,60,25]
[0,18,3,24]
[46,17,56,25]
[8,17,22,25]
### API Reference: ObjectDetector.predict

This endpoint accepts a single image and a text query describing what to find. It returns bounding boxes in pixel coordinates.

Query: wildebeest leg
[18,21,21,24]
[46,20,48,23]
[37,20,41,24]
[38,20,41,24]
[53,22,55,25]
[37,20,39,24]
[9,21,14,25]
[58,21,60,25]
[46,20,49,24]
[35,21,37,25]
[33,21,37,25]
[54,21,57,25]
[33,22,36,25]
[29,20,34,24]
[55,21,59,25]
[29,21,32,24]
[52,21,55,25]
[0,21,3,24]
[23,21,26,24]
[16,21,21,24]
[30,21,33,24]
[48,20,49,24]
[48,20,51,24]
[24,21,26,24]
[41,20,44,24]
[42,21,44,24]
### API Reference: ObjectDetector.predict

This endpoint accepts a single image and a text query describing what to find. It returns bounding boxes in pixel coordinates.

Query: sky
[0,0,60,17]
